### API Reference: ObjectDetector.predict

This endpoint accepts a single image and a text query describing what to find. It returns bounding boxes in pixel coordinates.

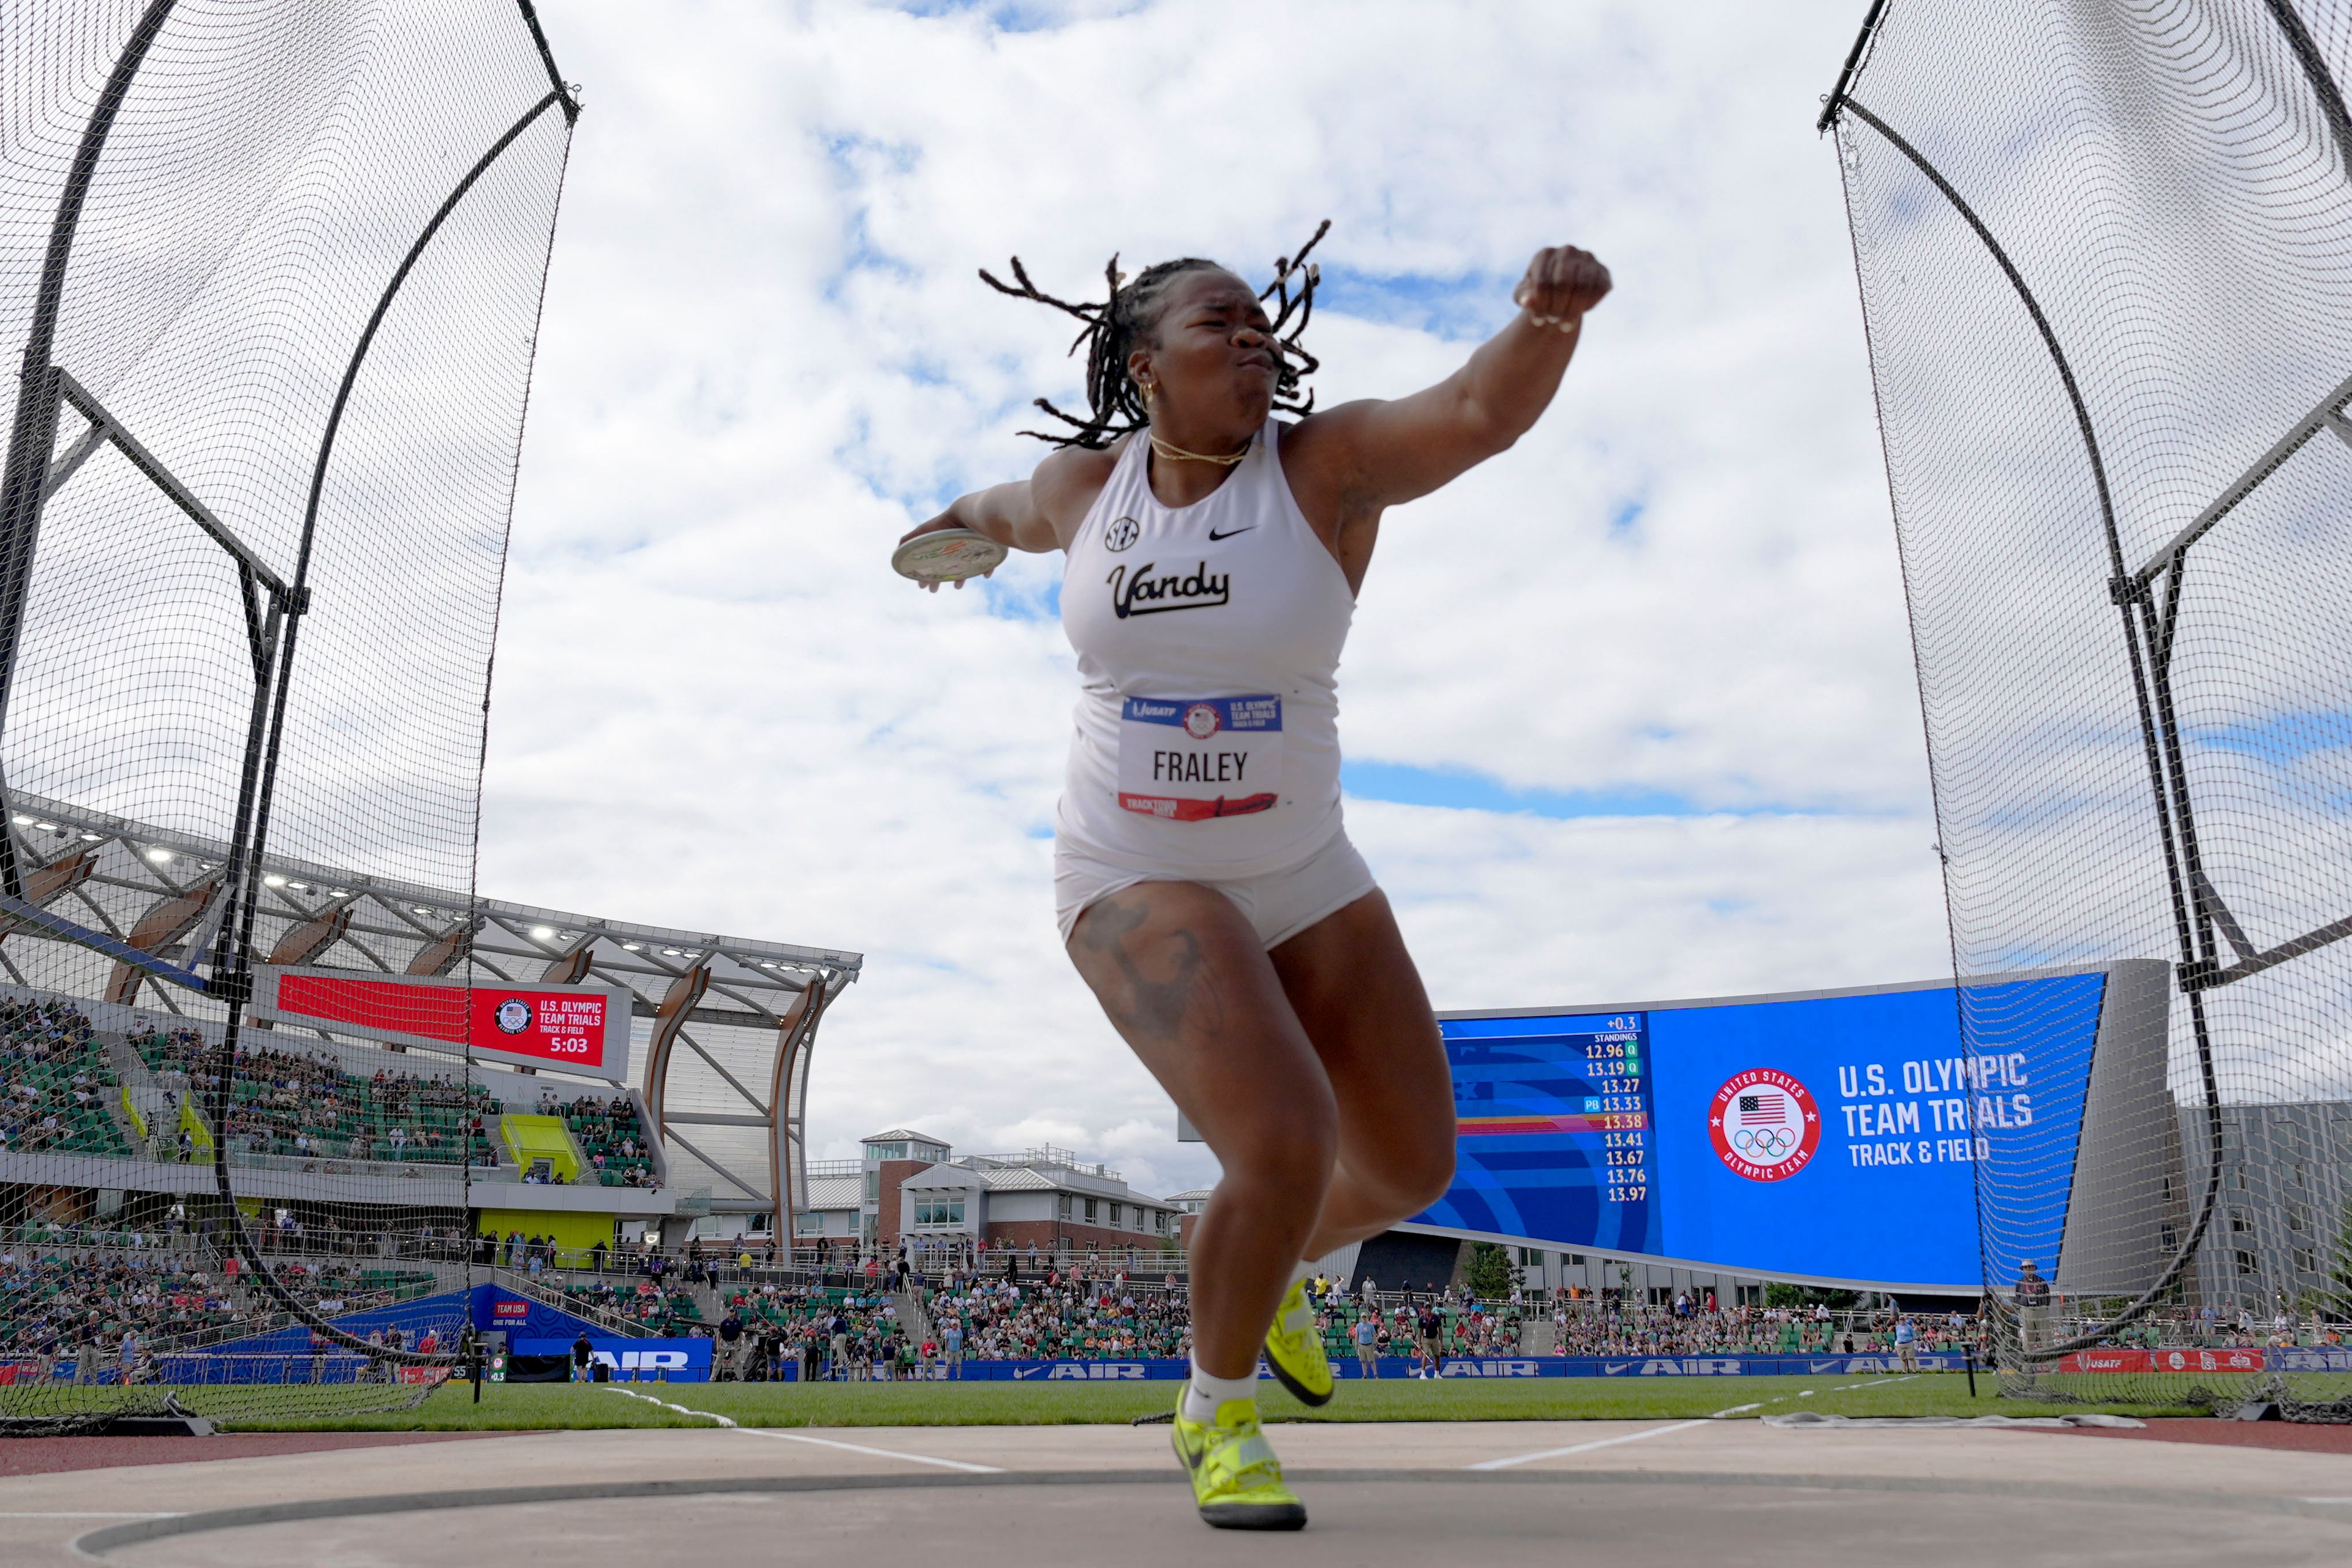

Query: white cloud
[481,0,1946,1198]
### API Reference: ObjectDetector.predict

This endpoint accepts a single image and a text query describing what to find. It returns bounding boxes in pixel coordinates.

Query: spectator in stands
[1352,1313,1378,1378]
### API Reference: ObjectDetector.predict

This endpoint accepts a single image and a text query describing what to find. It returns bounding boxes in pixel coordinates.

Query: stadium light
[530,924,556,941]
[263,875,286,888]
[145,847,172,864]
[9,815,28,825]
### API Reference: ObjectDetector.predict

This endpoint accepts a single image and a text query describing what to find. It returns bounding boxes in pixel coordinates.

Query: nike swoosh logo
[1205,526,1256,540]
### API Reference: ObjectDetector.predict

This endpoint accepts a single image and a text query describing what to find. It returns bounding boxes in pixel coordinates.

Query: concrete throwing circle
[78,1468,2352,1567]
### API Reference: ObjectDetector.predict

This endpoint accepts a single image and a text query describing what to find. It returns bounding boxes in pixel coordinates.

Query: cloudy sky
[477,0,1950,1199]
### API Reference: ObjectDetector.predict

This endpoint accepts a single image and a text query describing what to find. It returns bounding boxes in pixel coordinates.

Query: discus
[892,527,1006,586]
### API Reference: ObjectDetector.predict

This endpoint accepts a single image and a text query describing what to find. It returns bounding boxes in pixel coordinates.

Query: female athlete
[900,227,1611,1529]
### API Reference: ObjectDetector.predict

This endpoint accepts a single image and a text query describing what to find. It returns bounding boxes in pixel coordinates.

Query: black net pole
[0,0,581,1421]
[0,0,177,900]
[203,88,574,1371]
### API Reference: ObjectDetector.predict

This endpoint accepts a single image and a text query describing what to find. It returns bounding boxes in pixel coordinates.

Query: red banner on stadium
[252,967,632,1080]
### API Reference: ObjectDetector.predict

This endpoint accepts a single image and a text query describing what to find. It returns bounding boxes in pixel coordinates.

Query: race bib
[1117,696,1283,821]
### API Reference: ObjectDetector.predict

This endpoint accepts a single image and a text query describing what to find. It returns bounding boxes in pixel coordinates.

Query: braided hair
[979,220,1330,448]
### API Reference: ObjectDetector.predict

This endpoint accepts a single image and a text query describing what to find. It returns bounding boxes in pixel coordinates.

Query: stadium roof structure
[0,789,862,1237]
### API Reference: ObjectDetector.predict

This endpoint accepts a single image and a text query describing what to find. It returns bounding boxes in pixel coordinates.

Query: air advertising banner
[1416,971,2110,1291]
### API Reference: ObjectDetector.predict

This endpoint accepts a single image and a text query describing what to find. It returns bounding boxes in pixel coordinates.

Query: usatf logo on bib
[1117,695,1282,821]
[1707,1068,1820,1182]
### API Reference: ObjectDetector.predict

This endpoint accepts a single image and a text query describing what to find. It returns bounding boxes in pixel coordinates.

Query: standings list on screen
[1428,1012,1664,1256]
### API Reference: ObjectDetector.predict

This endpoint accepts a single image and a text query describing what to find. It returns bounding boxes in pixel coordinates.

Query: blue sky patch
[885,0,1129,32]
[1346,760,1722,818]
[1313,266,1518,342]
[979,575,1060,623]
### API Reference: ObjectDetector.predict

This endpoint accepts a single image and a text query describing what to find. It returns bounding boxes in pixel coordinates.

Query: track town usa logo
[1708,1068,1820,1181]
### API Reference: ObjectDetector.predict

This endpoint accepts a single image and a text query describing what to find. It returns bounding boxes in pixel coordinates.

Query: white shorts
[1055,831,1378,951]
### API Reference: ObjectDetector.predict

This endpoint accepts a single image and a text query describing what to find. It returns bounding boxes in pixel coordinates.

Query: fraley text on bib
[1117,696,1283,821]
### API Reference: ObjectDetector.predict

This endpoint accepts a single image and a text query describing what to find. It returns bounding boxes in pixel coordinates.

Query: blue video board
[1442,1011,1660,1256]
[1415,972,2109,1289]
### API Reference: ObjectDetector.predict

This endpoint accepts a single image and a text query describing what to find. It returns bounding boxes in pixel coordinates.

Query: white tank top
[1057,418,1356,876]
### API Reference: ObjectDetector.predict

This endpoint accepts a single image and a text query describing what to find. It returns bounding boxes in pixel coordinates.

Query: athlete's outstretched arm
[1287,246,1611,511]
[896,442,1115,588]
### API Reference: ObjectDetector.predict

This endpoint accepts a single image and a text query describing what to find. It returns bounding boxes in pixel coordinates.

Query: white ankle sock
[1183,1357,1257,1425]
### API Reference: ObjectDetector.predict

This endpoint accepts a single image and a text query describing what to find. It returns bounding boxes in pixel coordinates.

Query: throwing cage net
[1826,1,2352,1409]
[0,1,575,1427]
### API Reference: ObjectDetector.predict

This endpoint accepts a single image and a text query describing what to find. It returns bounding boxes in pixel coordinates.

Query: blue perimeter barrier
[780,1352,1981,1382]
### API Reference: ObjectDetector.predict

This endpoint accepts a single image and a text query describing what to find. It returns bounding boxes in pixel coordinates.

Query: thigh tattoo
[1076,892,1223,1043]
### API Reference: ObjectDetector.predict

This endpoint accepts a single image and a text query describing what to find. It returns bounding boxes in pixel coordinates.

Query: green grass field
[220,1371,2203,1432]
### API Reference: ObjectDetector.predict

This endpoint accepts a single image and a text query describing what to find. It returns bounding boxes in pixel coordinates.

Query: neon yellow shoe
[1262,1280,1333,1406]
[1172,1395,1307,1530]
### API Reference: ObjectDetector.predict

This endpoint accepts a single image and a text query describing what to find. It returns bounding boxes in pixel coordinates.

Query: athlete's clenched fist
[1512,246,1612,330]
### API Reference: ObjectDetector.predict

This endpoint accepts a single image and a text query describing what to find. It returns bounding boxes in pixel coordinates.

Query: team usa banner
[251,965,634,1080]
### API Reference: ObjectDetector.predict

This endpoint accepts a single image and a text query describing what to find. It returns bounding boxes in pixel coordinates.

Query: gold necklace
[1148,431,1251,467]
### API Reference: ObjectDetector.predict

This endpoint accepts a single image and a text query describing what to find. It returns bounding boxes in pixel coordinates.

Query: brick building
[892,1142,1180,1256]
[795,1131,1182,1257]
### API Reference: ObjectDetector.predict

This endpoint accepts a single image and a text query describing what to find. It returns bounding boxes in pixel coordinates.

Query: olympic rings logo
[1732,1126,1797,1159]
[1709,1069,1822,1183]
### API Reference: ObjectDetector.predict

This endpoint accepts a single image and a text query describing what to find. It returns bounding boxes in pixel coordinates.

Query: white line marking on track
[731,1427,1003,1474]
[606,1387,737,1427]
[1468,1419,1710,1471]
[601,1386,1000,1474]
[1710,1402,1764,1417]
[0,1511,184,1518]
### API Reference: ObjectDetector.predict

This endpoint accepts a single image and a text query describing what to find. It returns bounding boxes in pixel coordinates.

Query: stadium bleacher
[924,1271,1192,1361]
[0,999,132,1159]
[556,1093,656,1188]
[131,1026,503,1167]
[0,1232,436,1367]
[554,1275,705,1335]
